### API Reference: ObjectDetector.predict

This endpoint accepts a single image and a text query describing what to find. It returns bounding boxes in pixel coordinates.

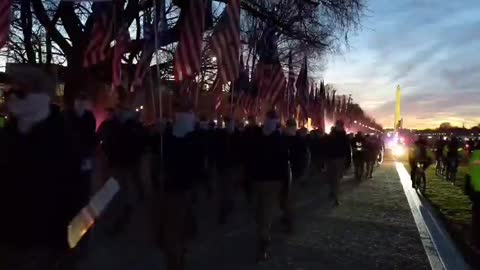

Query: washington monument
[394,85,402,130]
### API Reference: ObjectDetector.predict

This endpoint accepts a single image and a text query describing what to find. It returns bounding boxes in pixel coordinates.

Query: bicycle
[414,162,427,195]
[445,157,458,183]
[435,158,443,176]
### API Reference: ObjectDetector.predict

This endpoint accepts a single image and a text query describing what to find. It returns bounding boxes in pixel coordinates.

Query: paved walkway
[77,162,431,270]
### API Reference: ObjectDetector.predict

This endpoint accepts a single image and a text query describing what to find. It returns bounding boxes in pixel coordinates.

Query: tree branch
[31,0,72,57]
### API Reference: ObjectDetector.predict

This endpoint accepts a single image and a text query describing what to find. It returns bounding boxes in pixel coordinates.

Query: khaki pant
[254,181,282,242]
[326,158,345,201]
[161,190,191,270]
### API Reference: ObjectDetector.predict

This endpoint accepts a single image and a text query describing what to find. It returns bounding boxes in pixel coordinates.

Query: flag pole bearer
[153,0,165,190]
[230,83,235,116]
[153,0,163,121]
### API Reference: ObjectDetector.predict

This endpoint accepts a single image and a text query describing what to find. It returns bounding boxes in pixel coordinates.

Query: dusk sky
[323,0,480,129]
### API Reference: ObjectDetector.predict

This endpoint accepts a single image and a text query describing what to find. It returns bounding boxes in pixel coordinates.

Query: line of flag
[112,27,130,88]
[173,0,207,82]
[0,0,12,49]
[209,0,241,84]
[83,3,113,67]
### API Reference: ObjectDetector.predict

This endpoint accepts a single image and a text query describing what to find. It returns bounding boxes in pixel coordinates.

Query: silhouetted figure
[325,120,351,206]
[251,110,290,262]
[0,68,83,269]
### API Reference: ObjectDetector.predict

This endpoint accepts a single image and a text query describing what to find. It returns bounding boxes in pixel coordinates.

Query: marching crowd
[0,68,383,270]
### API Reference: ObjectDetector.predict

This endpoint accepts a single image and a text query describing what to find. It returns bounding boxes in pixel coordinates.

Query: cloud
[322,0,480,128]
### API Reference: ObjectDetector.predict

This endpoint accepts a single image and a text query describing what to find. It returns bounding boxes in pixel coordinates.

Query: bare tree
[7,0,364,104]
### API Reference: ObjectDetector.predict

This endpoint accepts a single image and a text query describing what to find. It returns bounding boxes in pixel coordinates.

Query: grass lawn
[402,159,478,267]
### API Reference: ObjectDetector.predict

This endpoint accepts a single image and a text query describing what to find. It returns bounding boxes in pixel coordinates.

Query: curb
[395,162,470,270]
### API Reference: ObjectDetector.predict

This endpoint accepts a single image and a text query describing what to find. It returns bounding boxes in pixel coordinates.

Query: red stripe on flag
[209,0,241,83]
[0,0,12,48]
[174,0,206,81]
[112,29,130,88]
[84,14,113,67]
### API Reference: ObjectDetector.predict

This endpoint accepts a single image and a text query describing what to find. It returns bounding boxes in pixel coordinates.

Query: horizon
[322,0,480,130]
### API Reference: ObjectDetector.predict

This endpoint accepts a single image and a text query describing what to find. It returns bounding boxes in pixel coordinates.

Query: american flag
[174,0,206,81]
[209,0,241,83]
[131,24,154,91]
[255,26,285,104]
[210,75,224,111]
[295,56,309,120]
[264,64,286,105]
[83,3,113,67]
[112,28,130,88]
[318,80,326,130]
[0,0,12,49]
[286,51,296,118]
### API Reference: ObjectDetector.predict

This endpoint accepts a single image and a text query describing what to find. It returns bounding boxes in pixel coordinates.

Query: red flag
[174,0,206,81]
[112,28,130,88]
[83,7,113,67]
[209,0,241,83]
[210,75,224,111]
[295,56,309,120]
[0,0,12,48]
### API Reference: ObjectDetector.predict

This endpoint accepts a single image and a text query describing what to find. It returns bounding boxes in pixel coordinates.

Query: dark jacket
[163,131,200,191]
[0,110,83,248]
[65,110,97,159]
[99,118,147,168]
[252,131,290,182]
[286,134,309,179]
[242,124,262,178]
[326,130,352,159]
[310,135,327,162]
[191,128,211,180]
[214,128,241,171]
[351,136,366,160]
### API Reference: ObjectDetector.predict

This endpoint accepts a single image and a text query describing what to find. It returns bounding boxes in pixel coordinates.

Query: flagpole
[153,0,163,121]
[230,83,235,116]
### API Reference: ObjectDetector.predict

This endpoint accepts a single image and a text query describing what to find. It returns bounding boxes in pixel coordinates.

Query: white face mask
[7,93,51,134]
[173,112,195,138]
[263,118,279,136]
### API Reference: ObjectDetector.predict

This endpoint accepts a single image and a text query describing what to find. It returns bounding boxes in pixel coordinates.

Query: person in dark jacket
[161,107,200,270]
[351,132,366,180]
[191,115,212,200]
[325,120,351,206]
[0,68,83,269]
[65,92,97,206]
[215,116,241,224]
[252,110,291,262]
[282,119,309,233]
[241,115,262,205]
[100,105,147,234]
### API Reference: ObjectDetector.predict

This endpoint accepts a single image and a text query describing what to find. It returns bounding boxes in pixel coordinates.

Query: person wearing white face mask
[192,115,213,201]
[215,116,241,225]
[66,92,97,200]
[251,110,291,262]
[0,67,84,269]
[161,105,201,270]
